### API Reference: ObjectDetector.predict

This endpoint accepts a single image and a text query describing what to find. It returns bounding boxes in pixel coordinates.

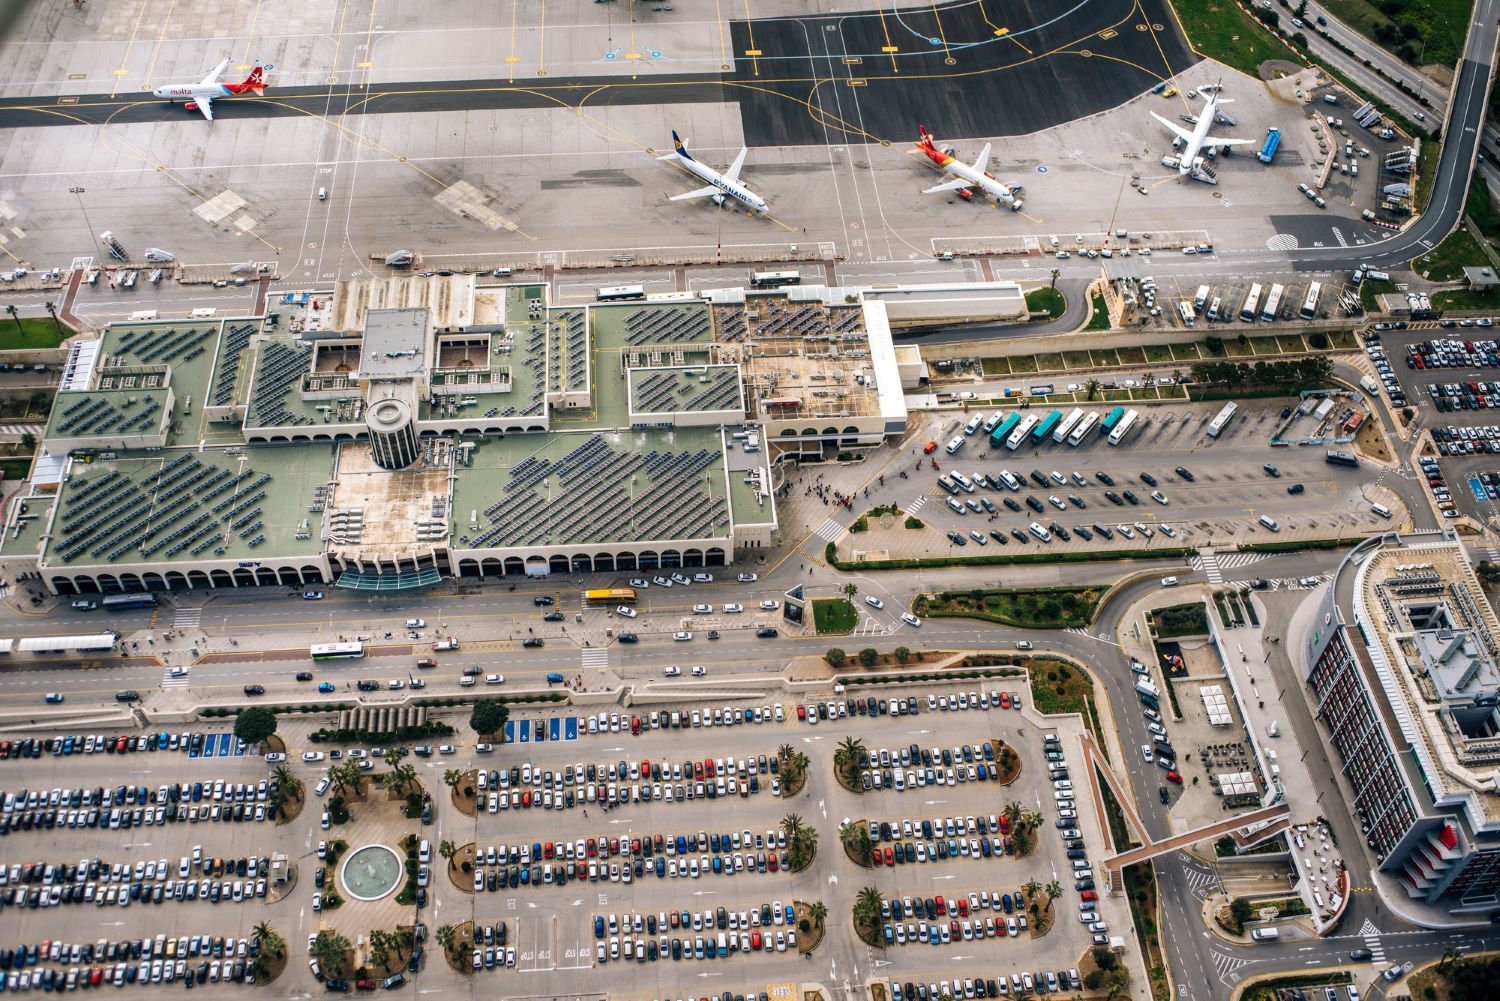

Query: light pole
[68,187,98,255]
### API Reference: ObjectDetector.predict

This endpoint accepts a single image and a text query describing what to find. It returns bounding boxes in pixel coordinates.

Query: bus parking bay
[917,398,1391,552]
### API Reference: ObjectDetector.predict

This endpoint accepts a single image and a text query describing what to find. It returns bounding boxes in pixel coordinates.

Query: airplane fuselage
[1176,97,1223,176]
[671,153,767,215]
[916,135,1017,206]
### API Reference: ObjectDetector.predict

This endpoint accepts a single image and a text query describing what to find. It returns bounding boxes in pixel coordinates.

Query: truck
[432,637,460,651]
[1134,678,1159,698]
[1256,128,1280,164]
[1193,285,1210,313]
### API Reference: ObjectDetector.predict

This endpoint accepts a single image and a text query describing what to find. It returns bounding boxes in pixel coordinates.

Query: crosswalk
[172,607,202,630]
[1196,552,1224,584]
[1358,918,1387,963]
[1190,552,1272,585]
[161,666,191,688]
[812,518,844,542]
[903,495,928,517]
[581,648,609,670]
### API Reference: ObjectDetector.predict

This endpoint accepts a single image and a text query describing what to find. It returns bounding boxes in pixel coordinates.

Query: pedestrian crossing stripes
[812,518,844,542]
[1357,918,1387,962]
[581,648,609,669]
[1196,552,1224,584]
[1064,627,1089,637]
[160,667,191,688]
[904,495,928,517]
[172,607,202,630]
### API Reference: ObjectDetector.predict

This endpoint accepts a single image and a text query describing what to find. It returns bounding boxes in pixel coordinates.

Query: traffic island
[438,921,475,975]
[839,820,876,868]
[851,887,883,947]
[776,747,809,797]
[449,768,478,817]
[783,816,818,873]
[447,842,477,892]
[991,739,1021,785]
[793,901,826,955]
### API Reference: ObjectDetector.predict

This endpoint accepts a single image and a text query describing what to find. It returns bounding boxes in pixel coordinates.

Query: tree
[808,901,828,927]
[1049,267,1060,290]
[858,647,878,667]
[233,707,277,748]
[1105,970,1129,1000]
[1045,880,1062,911]
[1229,896,1254,932]
[311,931,350,976]
[824,648,846,668]
[894,645,910,663]
[253,921,284,959]
[439,839,456,861]
[389,762,418,793]
[1024,878,1041,903]
[1084,378,1101,401]
[435,924,457,955]
[1003,800,1023,825]
[853,885,884,927]
[368,929,390,969]
[470,699,508,737]
[4,305,22,339]
[841,582,858,601]
[271,764,301,799]
[443,768,462,791]
[43,300,62,336]
[834,736,866,788]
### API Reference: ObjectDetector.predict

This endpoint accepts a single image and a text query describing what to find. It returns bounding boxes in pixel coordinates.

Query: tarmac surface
[726,0,1198,147]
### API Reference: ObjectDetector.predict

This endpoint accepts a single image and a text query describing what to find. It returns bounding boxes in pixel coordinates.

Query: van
[1258,514,1281,532]
[963,415,983,436]
[945,435,965,455]
[1371,503,1392,519]
[1250,928,1280,941]
[317,187,327,201]
[1028,522,1052,542]
[459,676,476,687]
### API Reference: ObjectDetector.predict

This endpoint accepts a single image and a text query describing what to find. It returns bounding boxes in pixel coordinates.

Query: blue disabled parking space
[188,733,250,759]
[503,718,579,744]
[1471,476,1488,503]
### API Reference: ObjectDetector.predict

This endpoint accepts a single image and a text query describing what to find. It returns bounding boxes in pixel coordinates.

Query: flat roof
[357,308,429,381]
[45,385,171,441]
[629,364,744,415]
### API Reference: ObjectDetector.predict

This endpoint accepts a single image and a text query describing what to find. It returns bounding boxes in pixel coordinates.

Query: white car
[301,752,325,763]
[722,603,743,613]
[405,619,425,629]
[902,612,922,627]
[737,573,758,582]
[673,631,693,642]
[653,576,673,587]
[663,666,682,677]
[692,604,712,614]
[311,893,322,912]
[485,674,504,685]
[760,600,779,610]
[1015,640,1033,650]
[865,595,884,609]
[1151,491,1169,505]
[616,606,638,618]
[693,573,714,583]
[691,666,707,677]
[1141,745,1154,763]
[629,578,650,588]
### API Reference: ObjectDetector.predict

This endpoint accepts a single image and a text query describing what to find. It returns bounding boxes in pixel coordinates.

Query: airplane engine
[957,188,973,201]
[184,102,198,111]
[711,193,727,207]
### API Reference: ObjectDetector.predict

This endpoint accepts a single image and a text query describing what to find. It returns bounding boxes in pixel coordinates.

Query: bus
[596,285,647,302]
[1005,414,1039,450]
[585,588,637,605]
[1300,281,1322,320]
[102,593,158,611]
[1240,283,1263,322]
[748,271,802,288]
[1051,408,1084,445]
[1099,406,1126,436]
[1325,449,1360,468]
[1260,283,1284,322]
[1067,411,1100,446]
[1206,401,1238,438]
[989,412,1022,449]
[1031,410,1062,445]
[311,642,365,661]
[1107,408,1139,446]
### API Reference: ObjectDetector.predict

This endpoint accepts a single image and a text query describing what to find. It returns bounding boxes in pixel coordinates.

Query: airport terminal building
[1303,533,1500,914]
[0,277,909,595]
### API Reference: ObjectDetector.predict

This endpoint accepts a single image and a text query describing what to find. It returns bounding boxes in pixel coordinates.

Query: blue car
[928,925,941,945]
[594,916,605,939]
[318,682,335,693]
[883,924,894,944]
[655,857,665,877]
[982,742,994,761]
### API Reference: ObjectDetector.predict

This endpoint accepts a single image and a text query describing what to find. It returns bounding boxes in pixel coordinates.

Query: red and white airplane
[152,60,266,121]
[914,125,1023,211]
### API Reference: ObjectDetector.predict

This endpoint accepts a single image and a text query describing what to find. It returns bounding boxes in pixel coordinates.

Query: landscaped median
[912,585,1105,630]
[824,540,1195,572]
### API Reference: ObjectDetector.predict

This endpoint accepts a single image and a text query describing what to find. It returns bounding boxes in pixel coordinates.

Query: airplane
[657,132,768,216]
[914,126,1023,211]
[1151,88,1252,180]
[152,60,266,121]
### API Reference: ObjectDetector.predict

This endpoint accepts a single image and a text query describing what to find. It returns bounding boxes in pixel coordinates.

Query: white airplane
[914,126,1023,210]
[658,131,768,216]
[152,59,266,121]
[1151,88,1253,179]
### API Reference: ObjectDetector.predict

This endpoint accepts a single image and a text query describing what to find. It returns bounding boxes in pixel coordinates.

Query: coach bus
[1067,411,1101,446]
[1325,449,1360,468]
[1051,408,1085,445]
[1239,283,1263,322]
[988,412,1022,449]
[747,270,803,288]
[596,285,647,302]
[1300,281,1322,320]
[311,642,365,661]
[1005,414,1039,451]
[1031,410,1063,444]
[1106,409,1140,446]
[102,593,159,612]
[585,588,637,605]
[1206,401,1238,438]
[1099,406,1126,437]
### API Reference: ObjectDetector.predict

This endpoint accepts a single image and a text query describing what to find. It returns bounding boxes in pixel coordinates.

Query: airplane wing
[1150,112,1195,144]
[1202,135,1254,147]
[970,142,992,176]
[199,58,230,86]
[723,147,749,183]
[669,185,721,202]
[922,178,973,195]
[195,98,215,122]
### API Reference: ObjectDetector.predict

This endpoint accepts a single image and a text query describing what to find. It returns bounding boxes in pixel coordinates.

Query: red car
[796,704,807,720]
[934,895,946,916]
[586,838,597,857]
[768,854,779,872]
[999,692,1012,709]
[883,847,895,866]
[355,980,376,991]
[1080,890,1098,902]
[923,440,939,454]
[1165,770,1183,784]
[631,717,641,735]
[542,842,554,859]
[751,931,763,950]
[956,899,969,917]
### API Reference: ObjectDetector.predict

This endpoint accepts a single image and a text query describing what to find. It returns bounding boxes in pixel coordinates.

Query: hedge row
[824,541,1194,571]
[1236,538,1359,554]
[309,721,454,745]
[197,692,564,720]
[837,667,1027,687]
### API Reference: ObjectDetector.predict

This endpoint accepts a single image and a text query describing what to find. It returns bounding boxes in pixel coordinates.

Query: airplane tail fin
[917,124,936,148]
[232,64,265,96]
[671,130,693,161]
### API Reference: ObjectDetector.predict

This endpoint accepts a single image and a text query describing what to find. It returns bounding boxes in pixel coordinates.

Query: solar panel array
[623,307,711,346]
[829,306,864,333]
[55,394,162,437]
[563,311,588,391]
[633,368,740,413]
[713,306,747,341]
[248,341,312,426]
[113,326,212,365]
[520,323,546,415]
[756,305,824,337]
[53,455,273,563]
[459,435,728,550]
[212,323,258,406]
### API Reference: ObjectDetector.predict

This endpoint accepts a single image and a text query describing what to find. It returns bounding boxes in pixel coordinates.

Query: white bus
[1300,281,1322,320]
[596,285,646,301]
[1260,283,1284,322]
[1239,283,1263,322]
[1052,408,1085,444]
[311,642,365,661]
[1206,401,1238,438]
[1106,408,1139,446]
[1005,414,1039,450]
[747,270,802,288]
[1067,411,1100,446]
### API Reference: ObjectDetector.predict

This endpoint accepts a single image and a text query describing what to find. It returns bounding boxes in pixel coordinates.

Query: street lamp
[68,187,98,255]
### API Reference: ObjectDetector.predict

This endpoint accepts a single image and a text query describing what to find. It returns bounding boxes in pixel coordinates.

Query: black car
[532,596,553,607]
[1025,496,1045,512]
[1075,878,1095,891]
[618,632,639,643]
[1003,497,1022,512]
[1250,579,1270,590]
[989,530,1008,545]
[522,638,544,648]
[243,685,265,696]
[1052,524,1071,541]
[756,627,779,638]
[1140,472,1158,487]
[1159,787,1170,804]
[1010,529,1029,543]
[1068,494,1086,508]
[1349,948,1373,961]
[1174,466,1195,482]
[1262,464,1281,477]
[1095,471,1115,485]
[1105,491,1123,505]
[114,691,140,702]
[1122,490,1140,505]
[355,680,379,692]
[1074,525,1093,540]
[295,672,314,682]
[1287,483,1305,494]
[542,611,564,622]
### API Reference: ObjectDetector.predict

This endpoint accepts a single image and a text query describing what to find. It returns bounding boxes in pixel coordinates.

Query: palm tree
[443,768,461,790]
[327,762,350,795]
[368,929,389,969]
[4,305,22,340]
[834,736,866,786]
[808,901,827,927]
[1011,990,1033,1001]
[272,765,301,798]
[389,762,418,793]
[1049,267,1060,290]
[1045,880,1062,911]
[1024,878,1041,903]
[1003,801,1023,825]
[311,931,350,977]
[1084,378,1101,401]
[841,581,858,602]
[434,924,456,955]
[252,921,284,959]
[438,840,457,861]
[781,813,805,846]
[43,300,61,336]
[1105,971,1128,1000]
[853,886,883,927]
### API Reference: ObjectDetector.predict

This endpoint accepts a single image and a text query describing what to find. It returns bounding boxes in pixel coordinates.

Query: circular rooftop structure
[339,844,402,901]
[366,397,418,469]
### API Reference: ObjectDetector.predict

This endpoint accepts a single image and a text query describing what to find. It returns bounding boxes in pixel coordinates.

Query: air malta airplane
[152,60,267,121]
[658,131,769,216]
[915,126,1023,211]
